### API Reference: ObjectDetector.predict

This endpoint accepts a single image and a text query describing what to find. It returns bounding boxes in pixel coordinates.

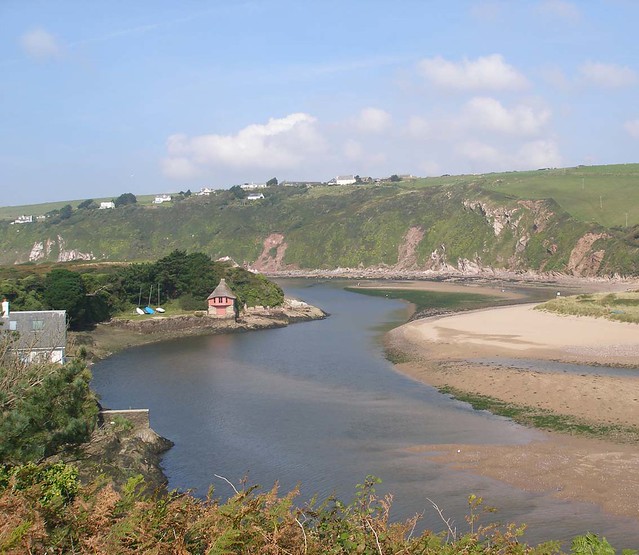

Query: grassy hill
[1,164,639,277]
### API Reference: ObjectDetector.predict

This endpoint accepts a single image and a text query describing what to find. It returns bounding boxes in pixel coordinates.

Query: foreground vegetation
[536,291,639,324]
[0,466,633,554]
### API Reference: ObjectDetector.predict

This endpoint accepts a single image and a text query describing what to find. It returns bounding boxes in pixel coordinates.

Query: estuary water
[91,280,639,546]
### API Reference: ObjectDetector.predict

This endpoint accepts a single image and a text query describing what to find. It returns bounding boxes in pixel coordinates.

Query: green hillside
[1,164,639,277]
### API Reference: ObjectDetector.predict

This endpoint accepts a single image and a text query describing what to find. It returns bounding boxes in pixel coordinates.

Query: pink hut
[207,278,237,319]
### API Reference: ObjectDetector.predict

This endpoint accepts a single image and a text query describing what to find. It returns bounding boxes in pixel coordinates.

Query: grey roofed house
[1,309,67,364]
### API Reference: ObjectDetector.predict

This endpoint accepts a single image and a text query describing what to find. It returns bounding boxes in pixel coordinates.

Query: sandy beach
[384,293,639,520]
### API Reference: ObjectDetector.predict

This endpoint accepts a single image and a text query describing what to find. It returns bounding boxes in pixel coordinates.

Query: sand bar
[385,300,639,520]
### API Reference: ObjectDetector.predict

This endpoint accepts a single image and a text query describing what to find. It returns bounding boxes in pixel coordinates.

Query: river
[91,279,639,546]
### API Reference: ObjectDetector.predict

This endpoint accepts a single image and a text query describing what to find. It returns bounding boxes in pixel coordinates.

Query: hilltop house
[240,183,267,190]
[197,187,213,196]
[207,279,237,319]
[99,201,115,210]
[335,175,357,186]
[246,193,265,201]
[11,215,33,224]
[154,194,172,204]
[1,300,67,363]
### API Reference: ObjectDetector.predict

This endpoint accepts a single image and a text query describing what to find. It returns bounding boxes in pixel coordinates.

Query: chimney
[2,298,9,318]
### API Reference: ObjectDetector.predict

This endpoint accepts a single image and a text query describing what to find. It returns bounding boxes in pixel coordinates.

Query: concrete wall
[100,409,150,429]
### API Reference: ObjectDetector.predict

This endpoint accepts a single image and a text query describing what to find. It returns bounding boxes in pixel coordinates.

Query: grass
[404,163,639,227]
[536,291,639,324]
[0,194,163,220]
[440,386,639,442]
[345,286,500,314]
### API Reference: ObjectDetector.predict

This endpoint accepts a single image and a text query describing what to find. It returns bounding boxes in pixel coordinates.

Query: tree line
[1,250,284,330]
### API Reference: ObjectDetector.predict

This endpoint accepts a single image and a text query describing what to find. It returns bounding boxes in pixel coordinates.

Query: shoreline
[384,289,639,520]
[72,299,326,362]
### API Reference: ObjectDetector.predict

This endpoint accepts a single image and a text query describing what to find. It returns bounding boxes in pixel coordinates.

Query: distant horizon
[2,160,638,211]
[3,1,639,206]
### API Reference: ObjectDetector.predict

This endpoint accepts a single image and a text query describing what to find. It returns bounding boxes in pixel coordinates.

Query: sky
[1,0,638,206]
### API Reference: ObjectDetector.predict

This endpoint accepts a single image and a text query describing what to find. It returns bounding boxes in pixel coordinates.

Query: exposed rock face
[567,233,609,276]
[395,226,425,270]
[72,415,173,495]
[463,200,521,236]
[252,233,292,272]
[28,235,94,262]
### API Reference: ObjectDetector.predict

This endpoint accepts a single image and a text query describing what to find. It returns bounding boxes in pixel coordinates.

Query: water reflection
[92,280,639,546]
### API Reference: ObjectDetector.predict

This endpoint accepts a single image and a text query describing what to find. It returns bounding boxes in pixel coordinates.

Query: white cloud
[579,62,637,88]
[20,28,63,61]
[625,119,639,138]
[536,0,581,22]
[515,139,562,168]
[162,113,325,178]
[417,54,528,91]
[462,97,551,135]
[456,138,561,171]
[354,107,392,133]
[457,141,502,165]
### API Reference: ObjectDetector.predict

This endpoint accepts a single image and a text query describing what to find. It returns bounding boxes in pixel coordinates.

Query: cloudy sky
[2,1,638,206]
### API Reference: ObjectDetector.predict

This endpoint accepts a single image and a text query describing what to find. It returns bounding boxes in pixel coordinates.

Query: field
[536,290,639,323]
[405,163,639,227]
[0,194,160,220]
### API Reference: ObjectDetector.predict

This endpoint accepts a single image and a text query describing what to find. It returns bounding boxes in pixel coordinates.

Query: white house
[12,215,33,224]
[197,187,214,196]
[335,175,357,185]
[99,201,115,210]
[153,194,172,204]
[240,183,267,190]
[246,193,265,201]
[1,301,67,364]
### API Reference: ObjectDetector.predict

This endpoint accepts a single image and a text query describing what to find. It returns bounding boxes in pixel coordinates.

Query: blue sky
[1,0,638,206]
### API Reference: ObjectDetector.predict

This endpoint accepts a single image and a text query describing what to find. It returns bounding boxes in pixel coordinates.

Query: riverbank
[384,293,639,520]
[72,299,326,361]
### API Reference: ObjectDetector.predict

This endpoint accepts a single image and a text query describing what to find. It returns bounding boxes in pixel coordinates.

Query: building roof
[2,310,67,352]
[207,278,236,300]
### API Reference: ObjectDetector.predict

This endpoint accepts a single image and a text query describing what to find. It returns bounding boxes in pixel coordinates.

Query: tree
[59,204,73,220]
[229,185,246,199]
[77,199,96,210]
[43,269,88,329]
[389,174,401,182]
[266,177,278,187]
[114,193,137,207]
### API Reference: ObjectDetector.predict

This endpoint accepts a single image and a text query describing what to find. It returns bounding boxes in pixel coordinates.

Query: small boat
[136,286,145,315]
[144,306,155,314]
[155,283,165,313]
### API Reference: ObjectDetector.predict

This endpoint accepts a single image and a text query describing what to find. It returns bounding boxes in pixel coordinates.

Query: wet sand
[385,294,639,520]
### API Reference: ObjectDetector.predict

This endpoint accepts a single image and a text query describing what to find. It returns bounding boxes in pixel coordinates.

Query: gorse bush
[0,468,632,554]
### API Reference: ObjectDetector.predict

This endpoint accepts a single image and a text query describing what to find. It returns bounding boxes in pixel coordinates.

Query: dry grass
[535,291,639,323]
